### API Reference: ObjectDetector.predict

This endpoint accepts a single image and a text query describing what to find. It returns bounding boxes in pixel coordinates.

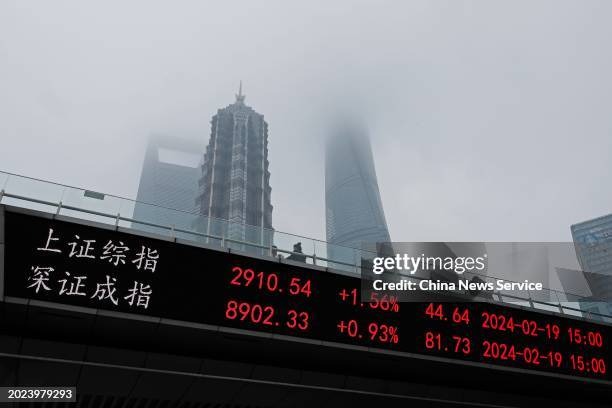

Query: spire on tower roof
[235,80,245,104]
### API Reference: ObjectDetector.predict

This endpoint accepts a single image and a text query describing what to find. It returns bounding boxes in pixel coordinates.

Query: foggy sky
[1,0,611,243]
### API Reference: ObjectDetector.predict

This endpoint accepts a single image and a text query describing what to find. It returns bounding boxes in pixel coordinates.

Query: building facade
[571,213,612,316]
[195,86,273,251]
[325,120,391,267]
[133,134,203,233]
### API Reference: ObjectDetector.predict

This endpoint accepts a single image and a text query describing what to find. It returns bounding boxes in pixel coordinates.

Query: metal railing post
[54,201,63,218]
[526,287,534,309]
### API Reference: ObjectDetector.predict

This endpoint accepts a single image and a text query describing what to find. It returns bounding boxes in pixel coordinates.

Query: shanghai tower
[325,120,391,264]
[195,84,273,250]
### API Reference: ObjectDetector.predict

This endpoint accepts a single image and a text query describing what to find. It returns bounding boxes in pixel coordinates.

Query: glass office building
[133,135,203,232]
[571,213,612,316]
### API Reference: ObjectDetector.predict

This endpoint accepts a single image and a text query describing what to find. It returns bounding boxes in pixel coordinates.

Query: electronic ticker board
[2,210,610,382]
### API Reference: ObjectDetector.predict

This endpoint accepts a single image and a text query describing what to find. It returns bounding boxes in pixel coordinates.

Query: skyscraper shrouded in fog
[195,84,273,251]
[325,120,391,266]
[133,134,203,232]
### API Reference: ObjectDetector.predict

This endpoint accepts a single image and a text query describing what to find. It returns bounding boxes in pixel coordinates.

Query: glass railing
[0,170,610,323]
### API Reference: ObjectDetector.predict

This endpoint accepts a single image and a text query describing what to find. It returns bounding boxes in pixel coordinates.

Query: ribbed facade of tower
[325,121,391,264]
[195,88,273,249]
